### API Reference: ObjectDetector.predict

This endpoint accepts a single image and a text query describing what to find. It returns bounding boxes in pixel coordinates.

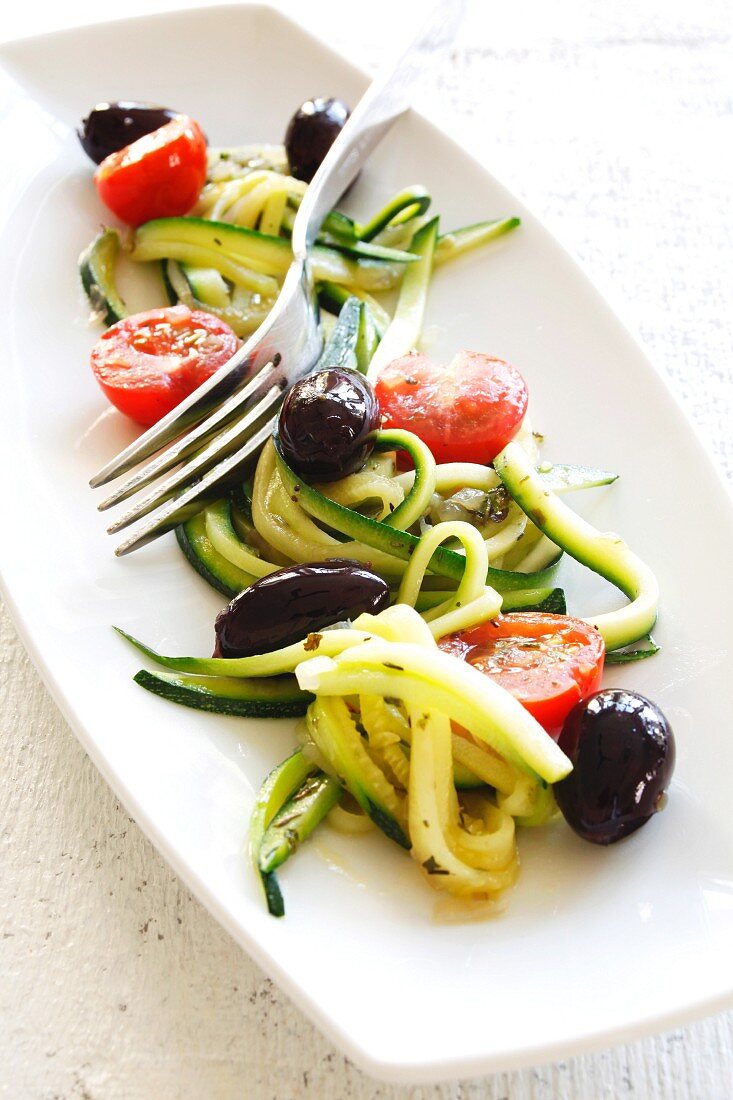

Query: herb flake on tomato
[374,350,528,465]
[90,305,239,426]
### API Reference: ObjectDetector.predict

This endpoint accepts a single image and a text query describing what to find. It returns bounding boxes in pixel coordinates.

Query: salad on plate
[77,96,675,918]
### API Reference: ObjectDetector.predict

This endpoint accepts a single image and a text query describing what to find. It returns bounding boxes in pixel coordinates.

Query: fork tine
[97,360,280,511]
[89,336,262,488]
[106,385,282,533]
[113,414,279,556]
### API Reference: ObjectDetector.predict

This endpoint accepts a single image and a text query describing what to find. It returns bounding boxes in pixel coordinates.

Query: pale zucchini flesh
[494,442,659,650]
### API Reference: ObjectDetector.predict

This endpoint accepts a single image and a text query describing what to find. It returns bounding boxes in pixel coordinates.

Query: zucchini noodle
[396,520,502,637]
[373,430,436,530]
[292,604,551,899]
[251,440,408,576]
[295,636,571,783]
[495,442,659,650]
[394,462,500,496]
[306,696,410,846]
[359,694,412,789]
[313,470,404,521]
[204,498,276,579]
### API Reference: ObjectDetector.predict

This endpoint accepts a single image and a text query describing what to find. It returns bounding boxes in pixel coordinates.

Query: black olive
[278,368,381,482]
[284,97,350,183]
[554,689,675,845]
[213,559,390,658]
[78,101,180,164]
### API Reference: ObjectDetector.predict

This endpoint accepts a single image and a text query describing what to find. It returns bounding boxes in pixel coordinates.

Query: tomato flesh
[439,613,605,739]
[90,305,239,426]
[374,350,528,465]
[94,114,207,227]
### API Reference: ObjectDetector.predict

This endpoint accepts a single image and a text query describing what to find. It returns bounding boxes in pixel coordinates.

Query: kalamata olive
[284,97,350,182]
[554,689,675,845]
[213,559,390,658]
[278,368,381,482]
[78,101,180,164]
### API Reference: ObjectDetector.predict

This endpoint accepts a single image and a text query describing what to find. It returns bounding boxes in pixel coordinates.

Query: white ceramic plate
[1,4,732,1084]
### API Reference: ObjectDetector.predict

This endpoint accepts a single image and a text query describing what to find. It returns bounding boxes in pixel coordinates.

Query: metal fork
[91,0,464,555]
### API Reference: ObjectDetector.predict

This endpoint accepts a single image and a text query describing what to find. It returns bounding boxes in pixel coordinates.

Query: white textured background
[2,1,732,1096]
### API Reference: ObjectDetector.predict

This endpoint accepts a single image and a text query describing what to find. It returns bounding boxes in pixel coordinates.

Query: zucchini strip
[114,625,373,678]
[133,669,311,718]
[413,586,567,615]
[315,470,403,522]
[394,461,617,497]
[258,772,341,875]
[605,636,660,664]
[259,189,288,236]
[397,520,502,637]
[407,708,517,894]
[132,216,406,292]
[535,462,619,492]
[307,697,410,848]
[372,429,436,530]
[249,751,316,917]
[366,216,439,381]
[494,442,659,650]
[79,228,127,326]
[254,443,408,577]
[323,238,419,265]
[316,281,392,334]
[295,637,572,784]
[166,260,273,336]
[204,498,277,579]
[273,436,562,593]
[354,298,381,374]
[433,217,520,267]
[358,186,432,242]
[176,513,256,598]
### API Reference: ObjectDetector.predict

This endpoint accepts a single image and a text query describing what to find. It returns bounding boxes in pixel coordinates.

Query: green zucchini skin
[160,259,179,305]
[131,216,406,292]
[364,797,410,848]
[176,514,253,598]
[495,442,659,650]
[133,669,312,718]
[501,587,567,615]
[366,216,439,381]
[604,637,660,664]
[305,701,411,850]
[250,750,316,917]
[358,185,432,241]
[259,772,341,874]
[274,434,561,593]
[433,217,521,267]
[79,228,127,326]
[180,264,230,306]
[317,295,363,373]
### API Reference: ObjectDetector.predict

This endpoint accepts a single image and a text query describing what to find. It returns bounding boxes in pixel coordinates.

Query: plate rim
[1,2,732,1084]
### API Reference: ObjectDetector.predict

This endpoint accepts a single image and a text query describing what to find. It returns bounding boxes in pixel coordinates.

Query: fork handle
[292,0,465,257]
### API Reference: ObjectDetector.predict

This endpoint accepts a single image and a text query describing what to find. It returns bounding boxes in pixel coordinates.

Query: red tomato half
[374,350,528,465]
[90,305,239,426]
[439,613,605,739]
[94,114,207,227]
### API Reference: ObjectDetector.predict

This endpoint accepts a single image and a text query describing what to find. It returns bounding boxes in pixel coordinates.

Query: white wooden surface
[2,0,732,1096]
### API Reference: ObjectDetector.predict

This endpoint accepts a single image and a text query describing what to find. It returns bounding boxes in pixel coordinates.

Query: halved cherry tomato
[439,613,605,739]
[374,350,528,465]
[90,305,239,426]
[94,114,207,227]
